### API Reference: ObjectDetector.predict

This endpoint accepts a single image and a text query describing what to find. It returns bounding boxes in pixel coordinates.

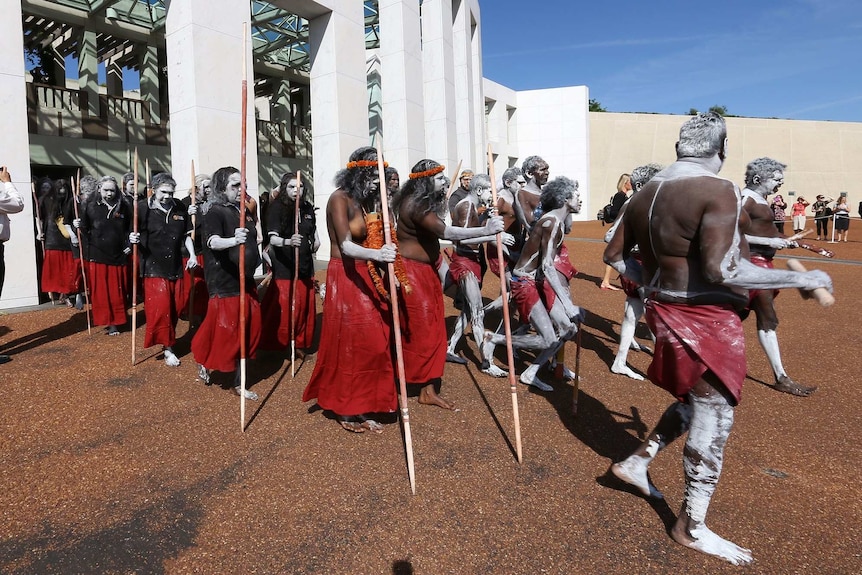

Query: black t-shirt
[136,198,192,280]
[39,196,72,252]
[608,191,628,222]
[266,199,316,280]
[201,202,261,297]
[63,197,86,260]
[80,198,132,266]
[448,186,470,220]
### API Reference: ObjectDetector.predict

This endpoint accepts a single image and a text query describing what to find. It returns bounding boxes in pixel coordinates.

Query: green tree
[709,105,728,116]
[589,99,606,112]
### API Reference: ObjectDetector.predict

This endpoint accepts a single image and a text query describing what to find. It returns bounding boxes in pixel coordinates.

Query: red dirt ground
[1,220,859,574]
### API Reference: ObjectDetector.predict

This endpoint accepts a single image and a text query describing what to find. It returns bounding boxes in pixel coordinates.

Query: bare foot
[197,364,211,385]
[610,455,663,498]
[600,282,621,291]
[560,365,579,381]
[164,349,181,367]
[611,363,645,381]
[671,520,753,566]
[519,370,554,392]
[338,419,366,433]
[358,415,384,434]
[774,375,816,397]
[418,384,457,410]
[446,352,468,365]
[234,386,259,401]
[481,363,508,378]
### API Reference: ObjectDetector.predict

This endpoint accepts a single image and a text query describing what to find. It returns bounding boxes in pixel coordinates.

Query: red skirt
[88,262,128,327]
[449,250,484,286]
[399,258,446,384]
[645,300,746,405]
[41,249,81,294]
[259,278,316,350]
[554,244,578,281]
[511,276,556,323]
[191,293,261,373]
[303,258,396,416]
[143,276,187,348]
[183,255,208,319]
[747,254,780,305]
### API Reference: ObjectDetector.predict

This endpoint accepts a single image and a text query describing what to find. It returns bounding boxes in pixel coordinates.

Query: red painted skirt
[645,300,746,405]
[191,292,261,373]
[183,256,208,320]
[41,249,81,294]
[448,250,485,286]
[510,276,556,323]
[88,261,128,327]
[399,258,446,384]
[303,258,396,416]
[259,277,317,351]
[143,276,187,348]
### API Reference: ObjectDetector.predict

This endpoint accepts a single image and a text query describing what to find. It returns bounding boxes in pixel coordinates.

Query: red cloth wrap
[553,244,578,281]
[448,250,484,286]
[191,292,261,373]
[183,255,208,319]
[303,258,397,416]
[399,258,446,384]
[510,276,556,322]
[143,276,187,348]
[41,249,81,294]
[88,261,128,327]
[645,300,746,405]
[747,254,780,304]
[260,278,317,351]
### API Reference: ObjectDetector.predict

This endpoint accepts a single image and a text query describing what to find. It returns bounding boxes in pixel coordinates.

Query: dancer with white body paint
[515,155,549,230]
[603,164,662,380]
[444,174,513,376]
[483,176,585,392]
[604,113,832,566]
[740,157,816,396]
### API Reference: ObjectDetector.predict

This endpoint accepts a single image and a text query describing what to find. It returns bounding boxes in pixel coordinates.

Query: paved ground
[1,220,859,574]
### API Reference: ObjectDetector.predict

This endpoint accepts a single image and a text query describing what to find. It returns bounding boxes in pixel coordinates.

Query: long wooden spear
[131,149,140,365]
[238,23,249,432]
[290,170,302,377]
[31,183,46,259]
[375,140,417,494]
[445,160,463,200]
[187,160,197,330]
[487,144,523,463]
[72,171,91,334]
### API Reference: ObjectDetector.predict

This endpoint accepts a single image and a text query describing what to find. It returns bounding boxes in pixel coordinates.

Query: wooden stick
[239,23,249,432]
[795,241,834,258]
[572,321,582,416]
[487,144,523,463]
[445,160,464,200]
[72,171,91,334]
[290,170,302,378]
[786,259,835,307]
[376,140,416,494]
[145,159,151,199]
[187,160,197,331]
[31,183,46,258]
[131,149,140,365]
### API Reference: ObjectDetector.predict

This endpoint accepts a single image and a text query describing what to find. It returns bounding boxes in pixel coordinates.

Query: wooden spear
[239,23,249,432]
[31,183,46,259]
[290,170,302,378]
[131,149,140,364]
[72,171,91,334]
[187,160,197,330]
[572,321,582,416]
[375,140,417,494]
[445,160,463,200]
[486,144,523,463]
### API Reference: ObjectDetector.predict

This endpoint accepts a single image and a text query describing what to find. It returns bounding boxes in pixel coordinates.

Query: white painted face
[125,179,136,196]
[225,172,243,203]
[531,162,550,187]
[154,182,175,205]
[433,172,447,193]
[199,179,211,200]
[507,176,526,194]
[100,181,118,203]
[567,187,582,214]
[284,178,300,202]
[476,184,493,206]
[763,170,784,195]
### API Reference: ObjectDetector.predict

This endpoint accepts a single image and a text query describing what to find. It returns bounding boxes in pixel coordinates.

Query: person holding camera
[0,166,25,363]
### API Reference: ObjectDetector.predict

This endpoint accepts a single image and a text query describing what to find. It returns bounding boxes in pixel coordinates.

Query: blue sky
[480,0,862,122]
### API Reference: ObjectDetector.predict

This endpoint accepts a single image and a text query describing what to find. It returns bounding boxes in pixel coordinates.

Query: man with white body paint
[445,174,514,376]
[515,155,549,230]
[483,176,584,391]
[603,113,832,566]
[740,157,816,397]
[602,163,663,381]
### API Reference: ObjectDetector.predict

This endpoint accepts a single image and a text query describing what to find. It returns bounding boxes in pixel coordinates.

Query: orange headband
[408,164,445,180]
[346,160,388,169]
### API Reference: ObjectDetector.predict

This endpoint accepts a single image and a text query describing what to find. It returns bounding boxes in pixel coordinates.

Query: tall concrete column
[78,28,100,117]
[271,79,291,125]
[379,0,425,173]
[420,0,458,173]
[165,0,258,199]
[470,5,486,171]
[106,61,123,97]
[306,3,369,259]
[452,0,479,171]
[0,0,38,308]
[140,45,161,124]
